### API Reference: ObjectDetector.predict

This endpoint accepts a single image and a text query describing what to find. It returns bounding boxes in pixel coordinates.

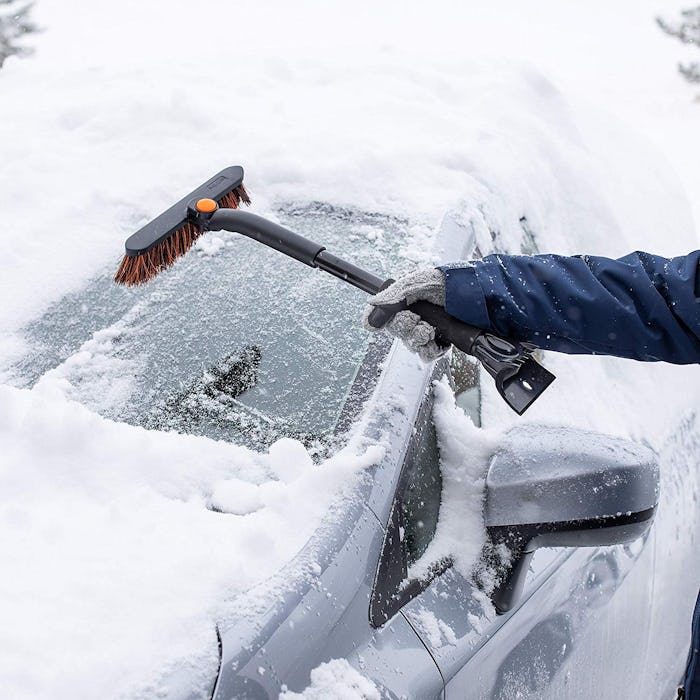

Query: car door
[369,351,656,698]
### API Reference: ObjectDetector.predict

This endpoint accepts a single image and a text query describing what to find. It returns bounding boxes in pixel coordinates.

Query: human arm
[365,250,700,365]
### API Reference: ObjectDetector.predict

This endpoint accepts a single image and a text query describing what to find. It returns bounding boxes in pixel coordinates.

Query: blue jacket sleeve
[440,250,700,364]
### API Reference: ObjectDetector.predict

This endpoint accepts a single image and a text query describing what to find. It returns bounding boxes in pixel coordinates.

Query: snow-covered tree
[0,0,36,69]
[657,6,700,84]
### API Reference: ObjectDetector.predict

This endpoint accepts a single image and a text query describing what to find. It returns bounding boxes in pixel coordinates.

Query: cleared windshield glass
[10,204,412,452]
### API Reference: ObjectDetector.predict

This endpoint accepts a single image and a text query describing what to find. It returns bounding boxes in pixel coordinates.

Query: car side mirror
[483,425,659,613]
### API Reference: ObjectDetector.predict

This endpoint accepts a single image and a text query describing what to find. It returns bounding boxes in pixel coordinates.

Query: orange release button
[195,198,218,213]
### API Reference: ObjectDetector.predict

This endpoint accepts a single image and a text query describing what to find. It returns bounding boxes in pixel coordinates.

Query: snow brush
[113,166,250,285]
[114,166,555,414]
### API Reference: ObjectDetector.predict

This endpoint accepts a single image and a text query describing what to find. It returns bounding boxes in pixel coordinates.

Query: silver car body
[209,213,698,700]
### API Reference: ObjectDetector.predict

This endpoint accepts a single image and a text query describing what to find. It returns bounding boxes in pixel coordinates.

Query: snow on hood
[0,383,382,698]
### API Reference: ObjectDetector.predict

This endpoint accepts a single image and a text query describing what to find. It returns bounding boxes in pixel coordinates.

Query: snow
[279,659,380,700]
[408,377,500,582]
[410,608,459,650]
[1,0,700,698]
[0,383,382,699]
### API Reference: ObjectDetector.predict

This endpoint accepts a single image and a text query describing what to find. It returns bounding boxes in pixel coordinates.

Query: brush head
[114,166,250,286]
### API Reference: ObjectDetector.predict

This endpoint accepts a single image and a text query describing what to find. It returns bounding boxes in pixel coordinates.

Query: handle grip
[367,298,481,353]
[366,278,483,355]
[367,283,555,415]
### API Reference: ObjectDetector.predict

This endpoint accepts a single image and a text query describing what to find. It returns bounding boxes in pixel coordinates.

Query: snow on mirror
[10,204,409,452]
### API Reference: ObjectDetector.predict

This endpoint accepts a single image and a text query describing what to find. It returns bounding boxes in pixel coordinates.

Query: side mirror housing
[484,425,659,613]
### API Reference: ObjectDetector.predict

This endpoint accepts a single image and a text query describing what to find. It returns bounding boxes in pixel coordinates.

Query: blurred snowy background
[1,2,699,698]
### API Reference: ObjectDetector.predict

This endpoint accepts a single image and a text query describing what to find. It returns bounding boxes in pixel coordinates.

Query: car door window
[370,357,465,626]
[400,411,442,568]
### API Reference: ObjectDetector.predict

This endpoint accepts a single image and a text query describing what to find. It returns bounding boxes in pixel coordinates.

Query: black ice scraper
[114,166,555,414]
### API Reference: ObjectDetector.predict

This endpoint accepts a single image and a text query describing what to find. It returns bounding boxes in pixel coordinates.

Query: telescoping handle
[201,207,555,415]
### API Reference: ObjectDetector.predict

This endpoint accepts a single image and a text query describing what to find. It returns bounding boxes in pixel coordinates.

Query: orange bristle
[114,184,250,286]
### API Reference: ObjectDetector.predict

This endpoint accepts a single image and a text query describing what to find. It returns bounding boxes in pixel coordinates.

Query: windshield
[10,204,412,452]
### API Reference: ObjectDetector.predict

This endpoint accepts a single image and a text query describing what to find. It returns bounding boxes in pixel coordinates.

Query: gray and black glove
[362,268,449,362]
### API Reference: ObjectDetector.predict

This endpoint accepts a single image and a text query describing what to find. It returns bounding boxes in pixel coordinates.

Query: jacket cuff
[439,264,492,331]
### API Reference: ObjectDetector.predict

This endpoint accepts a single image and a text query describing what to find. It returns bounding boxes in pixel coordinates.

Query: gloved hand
[362,268,449,362]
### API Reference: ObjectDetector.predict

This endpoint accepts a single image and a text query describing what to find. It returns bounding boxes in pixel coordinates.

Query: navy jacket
[441,250,700,365]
